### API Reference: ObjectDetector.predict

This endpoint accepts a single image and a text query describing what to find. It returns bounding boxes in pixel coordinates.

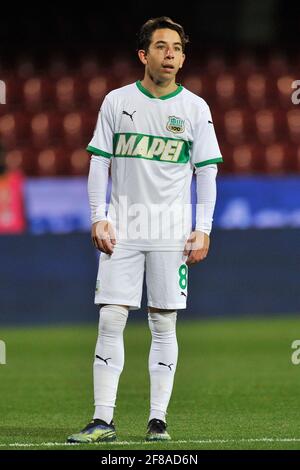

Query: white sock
[93,405,114,424]
[148,311,178,423]
[93,304,128,424]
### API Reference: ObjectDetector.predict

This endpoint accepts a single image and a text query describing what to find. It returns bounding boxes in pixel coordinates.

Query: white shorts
[94,247,188,310]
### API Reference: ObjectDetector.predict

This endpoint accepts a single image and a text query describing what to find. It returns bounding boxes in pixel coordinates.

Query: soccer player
[67,16,222,443]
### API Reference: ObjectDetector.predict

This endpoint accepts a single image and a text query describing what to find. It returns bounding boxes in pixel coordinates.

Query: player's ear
[138,49,147,65]
[179,53,185,69]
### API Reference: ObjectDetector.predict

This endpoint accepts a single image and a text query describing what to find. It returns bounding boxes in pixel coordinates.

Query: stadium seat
[231,144,258,174]
[1,51,299,176]
[55,77,83,111]
[246,73,268,109]
[4,149,23,172]
[0,114,17,148]
[216,143,234,173]
[223,109,250,145]
[215,73,240,109]
[268,52,290,77]
[4,148,35,175]
[235,53,258,76]
[87,76,108,109]
[263,143,287,174]
[47,56,69,79]
[205,54,227,77]
[111,56,134,83]
[182,74,213,100]
[23,78,53,112]
[62,112,93,149]
[30,112,61,149]
[35,148,66,176]
[277,75,297,108]
[286,109,300,144]
[1,78,22,111]
[254,109,282,145]
[118,66,140,89]
[15,57,36,79]
[79,56,101,79]
[0,113,28,150]
[68,148,90,175]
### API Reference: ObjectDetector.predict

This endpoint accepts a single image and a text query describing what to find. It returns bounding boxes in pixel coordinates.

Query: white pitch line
[1,438,300,447]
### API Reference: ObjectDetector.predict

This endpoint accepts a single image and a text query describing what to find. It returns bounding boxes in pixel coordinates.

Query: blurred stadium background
[0,0,300,450]
[0,1,299,324]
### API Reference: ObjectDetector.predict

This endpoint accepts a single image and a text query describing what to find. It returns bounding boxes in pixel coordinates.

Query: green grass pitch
[0,316,300,450]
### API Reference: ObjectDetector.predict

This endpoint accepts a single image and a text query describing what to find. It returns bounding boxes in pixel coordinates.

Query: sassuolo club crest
[166,115,185,134]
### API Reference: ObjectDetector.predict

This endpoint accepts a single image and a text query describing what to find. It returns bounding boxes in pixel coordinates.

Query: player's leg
[94,247,144,424]
[67,248,145,443]
[145,251,188,441]
[146,306,177,441]
[67,303,128,444]
[93,303,129,425]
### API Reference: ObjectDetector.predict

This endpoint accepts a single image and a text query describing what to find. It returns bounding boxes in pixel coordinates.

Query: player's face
[139,28,185,83]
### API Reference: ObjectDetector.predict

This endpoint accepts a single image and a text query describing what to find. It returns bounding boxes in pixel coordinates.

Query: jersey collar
[136,80,183,100]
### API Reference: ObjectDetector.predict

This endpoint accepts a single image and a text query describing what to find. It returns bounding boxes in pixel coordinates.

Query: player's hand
[183,230,210,266]
[92,220,116,254]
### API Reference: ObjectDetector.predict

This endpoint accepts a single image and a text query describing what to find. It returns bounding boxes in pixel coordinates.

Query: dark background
[0,0,299,324]
[1,1,299,66]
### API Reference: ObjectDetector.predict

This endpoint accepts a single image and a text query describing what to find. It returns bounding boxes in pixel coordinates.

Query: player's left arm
[184,164,217,266]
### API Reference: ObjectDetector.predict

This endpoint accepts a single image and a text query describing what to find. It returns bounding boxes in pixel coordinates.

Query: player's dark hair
[137,17,189,52]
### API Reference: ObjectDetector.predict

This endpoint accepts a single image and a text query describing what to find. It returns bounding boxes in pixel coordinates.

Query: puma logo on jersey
[208,120,213,124]
[122,110,136,121]
[96,355,111,365]
[181,291,187,297]
[114,133,191,163]
[158,362,174,371]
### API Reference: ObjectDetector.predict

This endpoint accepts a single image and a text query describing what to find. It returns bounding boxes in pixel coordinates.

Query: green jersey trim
[86,145,112,159]
[113,132,192,164]
[194,157,223,167]
[136,80,183,100]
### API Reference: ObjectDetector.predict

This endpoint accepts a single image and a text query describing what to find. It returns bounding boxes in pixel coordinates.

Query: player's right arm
[87,95,116,254]
[88,155,116,254]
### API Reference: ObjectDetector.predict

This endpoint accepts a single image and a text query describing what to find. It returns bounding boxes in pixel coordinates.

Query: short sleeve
[191,106,223,168]
[86,96,114,158]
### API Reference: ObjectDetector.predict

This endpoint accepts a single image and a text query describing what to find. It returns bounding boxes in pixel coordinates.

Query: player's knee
[148,307,174,313]
[99,304,128,335]
[148,311,177,334]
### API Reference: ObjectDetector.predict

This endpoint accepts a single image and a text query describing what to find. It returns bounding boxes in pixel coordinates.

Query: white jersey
[87,81,223,251]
